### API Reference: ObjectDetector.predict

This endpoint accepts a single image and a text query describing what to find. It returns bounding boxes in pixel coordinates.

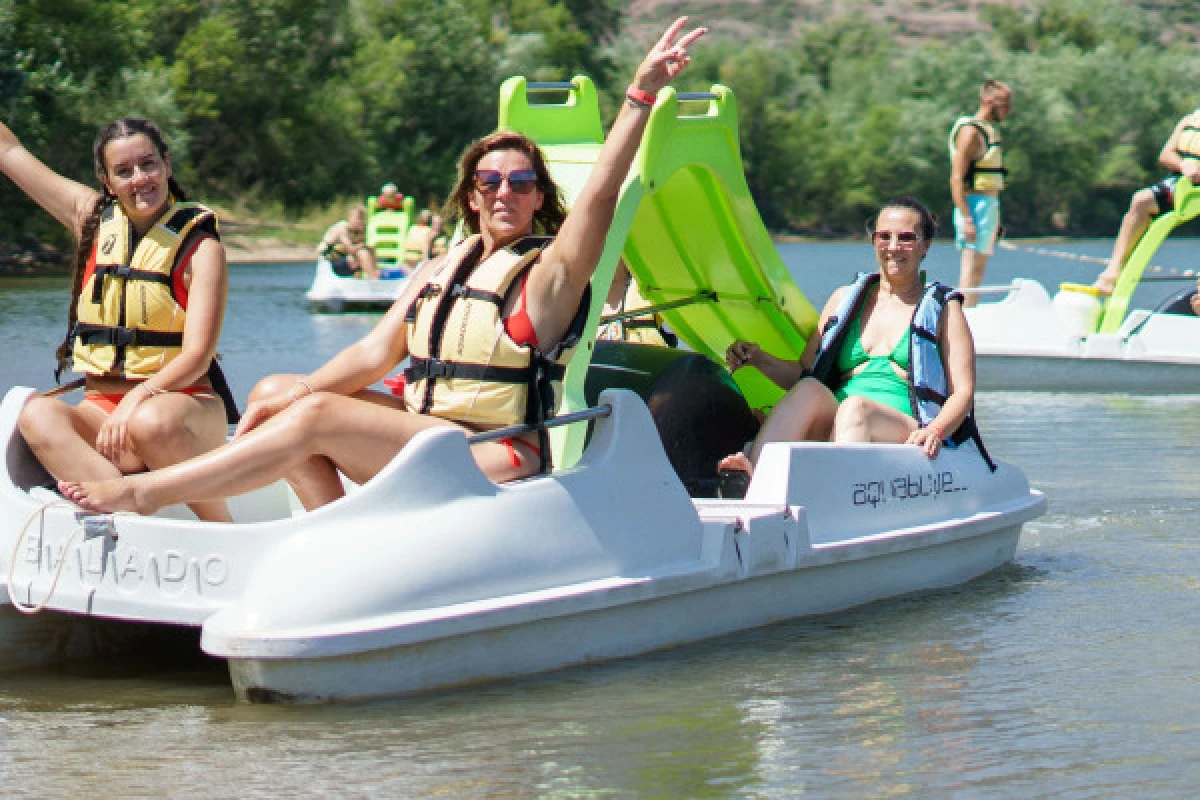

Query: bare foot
[716,452,753,477]
[1093,271,1118,295]
[57,477,152,515]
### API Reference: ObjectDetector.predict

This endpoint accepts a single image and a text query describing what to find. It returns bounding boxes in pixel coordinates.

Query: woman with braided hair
[0,117,236,521]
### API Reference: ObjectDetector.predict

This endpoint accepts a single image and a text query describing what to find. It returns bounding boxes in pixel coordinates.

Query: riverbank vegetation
[3,0,1199,264]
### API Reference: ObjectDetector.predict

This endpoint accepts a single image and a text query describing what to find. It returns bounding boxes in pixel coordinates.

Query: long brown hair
[443,131,567,237]
[55,118,188,381]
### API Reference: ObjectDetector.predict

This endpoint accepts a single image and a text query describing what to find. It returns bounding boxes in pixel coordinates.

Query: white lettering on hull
[22,530,228,594]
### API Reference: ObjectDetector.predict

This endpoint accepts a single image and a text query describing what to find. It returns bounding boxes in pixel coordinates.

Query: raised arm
[0,120,100,241]
[527,18,706,339]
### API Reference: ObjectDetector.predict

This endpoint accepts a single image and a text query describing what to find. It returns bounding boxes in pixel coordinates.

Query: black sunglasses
[474,169,539,195]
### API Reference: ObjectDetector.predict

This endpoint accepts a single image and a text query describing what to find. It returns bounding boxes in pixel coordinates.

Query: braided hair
[55,118,188,381]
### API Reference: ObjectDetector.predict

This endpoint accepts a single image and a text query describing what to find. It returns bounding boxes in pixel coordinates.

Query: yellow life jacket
[597,279,676,347]
[402,224,434,267]
[949,116,1006,193]
[402,234,590,435]
[1175,111,1200,161]
[72,200,218,378]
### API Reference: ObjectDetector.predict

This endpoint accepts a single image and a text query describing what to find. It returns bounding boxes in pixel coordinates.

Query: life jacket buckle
[424,359,452,379]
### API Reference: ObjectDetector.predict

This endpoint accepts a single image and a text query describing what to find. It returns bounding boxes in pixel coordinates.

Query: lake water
[0,241,1198,797]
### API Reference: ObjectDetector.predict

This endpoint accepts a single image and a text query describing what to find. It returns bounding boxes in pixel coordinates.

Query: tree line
[2,0,1199,252]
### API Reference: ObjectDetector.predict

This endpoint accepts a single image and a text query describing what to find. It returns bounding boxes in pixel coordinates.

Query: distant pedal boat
[965,176,1200,393]
[965,278,1200,393]
[304,255,409,312]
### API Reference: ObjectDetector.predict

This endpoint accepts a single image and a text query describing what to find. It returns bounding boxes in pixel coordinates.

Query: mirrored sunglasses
[474,169,539,195]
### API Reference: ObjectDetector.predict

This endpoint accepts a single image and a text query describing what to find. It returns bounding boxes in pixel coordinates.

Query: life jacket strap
[89,265,174,304]
[72,323,184,349]
[404,356,565,384]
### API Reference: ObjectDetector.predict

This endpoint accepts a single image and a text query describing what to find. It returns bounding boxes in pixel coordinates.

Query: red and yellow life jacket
[402,234,588,430]
[72,200,218,378]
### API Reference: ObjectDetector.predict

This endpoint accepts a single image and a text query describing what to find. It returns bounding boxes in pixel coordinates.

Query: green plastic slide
[498,76,819,465]
[366,195,416,268]
[1099,176,1200,332]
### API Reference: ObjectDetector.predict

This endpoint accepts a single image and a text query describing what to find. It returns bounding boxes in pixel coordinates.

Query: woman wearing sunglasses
[719,197,984,484]
[60,18,706,516]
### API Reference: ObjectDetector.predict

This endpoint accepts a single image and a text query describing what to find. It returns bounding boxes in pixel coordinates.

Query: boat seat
[584,342,759,497]
[1152,286,1199,317]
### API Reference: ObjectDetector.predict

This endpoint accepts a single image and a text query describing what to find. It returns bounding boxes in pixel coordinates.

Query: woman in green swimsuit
[719,198,977,477]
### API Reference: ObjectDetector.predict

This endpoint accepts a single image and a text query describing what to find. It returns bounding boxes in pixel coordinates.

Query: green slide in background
[498,76,819,466]
[366,194,416,268]
[1099,176,1200,332]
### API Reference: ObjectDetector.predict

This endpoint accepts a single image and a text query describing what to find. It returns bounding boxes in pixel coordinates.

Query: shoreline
[222,236,315,265]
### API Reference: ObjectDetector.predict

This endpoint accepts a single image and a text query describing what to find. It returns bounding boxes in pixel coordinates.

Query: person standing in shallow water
[59,17,706,516]
[0,117,235,521]
[949,78,1012,307]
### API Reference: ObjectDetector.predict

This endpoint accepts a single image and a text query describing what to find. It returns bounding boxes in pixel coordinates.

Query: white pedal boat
[965,279,1200,393]
[304,256,409,312]
[0,384,1044,703]
[966,175,1200,393]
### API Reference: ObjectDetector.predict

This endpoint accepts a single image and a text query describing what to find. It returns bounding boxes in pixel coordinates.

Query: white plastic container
[1052,283,1103,337]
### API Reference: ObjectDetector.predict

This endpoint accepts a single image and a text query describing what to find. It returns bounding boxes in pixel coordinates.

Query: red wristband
[928,425,943,441]
[626,86,657,108]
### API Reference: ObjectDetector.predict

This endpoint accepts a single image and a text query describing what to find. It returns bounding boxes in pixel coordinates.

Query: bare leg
[958,249,990,308]
[126,392,233,522]
[18,397,127,480]
[832,395,918,443]
[718,378,838,476]
[1096,188,1157,292]
[60,392,544,515]
[356,246,379,279]
[246,374,346,510]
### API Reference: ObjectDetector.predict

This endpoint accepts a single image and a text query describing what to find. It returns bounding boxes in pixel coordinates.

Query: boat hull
[977,352,1200,393]
[227,520,1022,703]
[305,257,408,312]
[966,279,1200,393]
[0,386,1043,703]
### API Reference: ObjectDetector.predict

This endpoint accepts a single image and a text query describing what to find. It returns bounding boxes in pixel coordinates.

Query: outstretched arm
[527,17,706,345]
[727,287,844,389]
[234,259,439,436]
[0,120,100,241]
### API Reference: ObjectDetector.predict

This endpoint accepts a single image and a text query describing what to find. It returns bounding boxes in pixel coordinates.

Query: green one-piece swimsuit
[832,312,914,417]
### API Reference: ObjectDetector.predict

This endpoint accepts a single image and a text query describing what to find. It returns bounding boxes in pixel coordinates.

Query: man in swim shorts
[1094,109,1200,293]
[318,205,378,279]
[949,78,1012,306]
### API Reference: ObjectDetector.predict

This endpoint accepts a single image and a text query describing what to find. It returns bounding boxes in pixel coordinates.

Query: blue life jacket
[810,272,995,470]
